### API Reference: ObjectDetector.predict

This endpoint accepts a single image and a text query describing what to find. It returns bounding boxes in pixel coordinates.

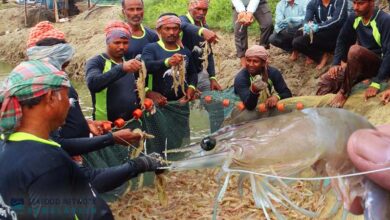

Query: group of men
[1,0,390,218]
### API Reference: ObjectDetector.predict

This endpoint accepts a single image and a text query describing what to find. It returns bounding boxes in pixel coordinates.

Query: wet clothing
[179,13,216,79]
[232,0,274,57]
[124,25,159,60]
[85,53,138,121]
[234,67,292,110]
[0,132,113,220]
[317,10,390,95]
[292,0,347,62]
[141,41,197,101]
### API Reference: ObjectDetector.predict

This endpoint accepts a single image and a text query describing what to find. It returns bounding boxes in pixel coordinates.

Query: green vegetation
[143,0,278,33]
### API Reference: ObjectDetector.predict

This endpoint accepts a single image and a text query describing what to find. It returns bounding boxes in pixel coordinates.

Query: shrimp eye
[200,136,216,151]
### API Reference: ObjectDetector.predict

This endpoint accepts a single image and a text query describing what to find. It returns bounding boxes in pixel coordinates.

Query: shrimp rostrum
[168,108,390,219]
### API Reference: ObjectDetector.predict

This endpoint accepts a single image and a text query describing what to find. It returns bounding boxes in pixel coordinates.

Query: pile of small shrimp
[109,168,354,219]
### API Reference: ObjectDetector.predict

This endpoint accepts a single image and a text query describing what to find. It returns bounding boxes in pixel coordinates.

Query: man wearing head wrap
[179,0,222,92]
[234,45,292,110]
[142,13,198,104]
[86,20,142,122]
[232,0,274,67]
[27,21,164,196]
[178,0,224,132]
[121,0,218,60]
[317,0,390,108]
[0,60,114,219]
[141,13,198,151]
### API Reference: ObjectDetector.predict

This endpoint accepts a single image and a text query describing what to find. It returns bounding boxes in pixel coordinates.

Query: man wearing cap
[269,0,307,57]
[0,60,114,219]
[122,0,218,60]
[316,0,390,108]
[291,0,348,69]
[179,0,222,92]
[234,45,292,110]
[232,0,274,67]
[86,21,141,122]
[27,21,164,195]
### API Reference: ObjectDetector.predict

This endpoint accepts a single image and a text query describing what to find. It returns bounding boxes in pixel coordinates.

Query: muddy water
[0,61,211,143]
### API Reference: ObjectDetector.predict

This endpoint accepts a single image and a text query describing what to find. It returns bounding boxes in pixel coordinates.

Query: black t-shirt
[0,135,113,220]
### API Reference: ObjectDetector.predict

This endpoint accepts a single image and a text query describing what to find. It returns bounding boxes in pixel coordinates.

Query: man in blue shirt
[86,21,142,121]
[234,45,292,110]
[122,0,159,60]
[142,13,198,151]
[292,0,348,69]
[0,60,114,220]
[269,0,307,56]
[179,0,222,92]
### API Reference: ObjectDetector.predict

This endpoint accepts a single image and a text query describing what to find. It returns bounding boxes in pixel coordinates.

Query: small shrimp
[166,108,389,219]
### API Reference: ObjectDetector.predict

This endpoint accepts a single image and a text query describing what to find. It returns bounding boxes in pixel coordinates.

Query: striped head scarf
[104,20,131,44]
[27,21,66,48]
[0,60,70,137]
[189,0,209,9]
[156,15,182,29]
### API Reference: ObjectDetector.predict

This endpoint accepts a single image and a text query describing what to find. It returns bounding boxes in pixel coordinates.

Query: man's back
[0,135,113,219]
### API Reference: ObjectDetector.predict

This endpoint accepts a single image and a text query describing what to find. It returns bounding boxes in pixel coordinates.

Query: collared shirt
[274,0,307,33]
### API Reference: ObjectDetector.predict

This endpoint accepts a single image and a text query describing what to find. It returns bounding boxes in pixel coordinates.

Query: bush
[143,0,278,33]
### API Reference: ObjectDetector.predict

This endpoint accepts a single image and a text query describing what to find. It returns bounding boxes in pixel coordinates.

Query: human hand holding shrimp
[122,59,141,73]
[168,53,183,67]
[347,125,390,214]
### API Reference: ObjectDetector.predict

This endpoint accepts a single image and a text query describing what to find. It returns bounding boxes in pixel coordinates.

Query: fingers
[123,59,141,73]
[380,92,390,105]
[347,129,390,190]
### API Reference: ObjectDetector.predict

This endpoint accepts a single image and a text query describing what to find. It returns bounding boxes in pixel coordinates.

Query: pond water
[0,61,211,143]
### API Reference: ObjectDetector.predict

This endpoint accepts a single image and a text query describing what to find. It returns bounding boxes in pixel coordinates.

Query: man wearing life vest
[316,0,390,108]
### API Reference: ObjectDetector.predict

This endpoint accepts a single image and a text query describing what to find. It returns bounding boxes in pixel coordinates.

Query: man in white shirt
[232,0,274,66]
